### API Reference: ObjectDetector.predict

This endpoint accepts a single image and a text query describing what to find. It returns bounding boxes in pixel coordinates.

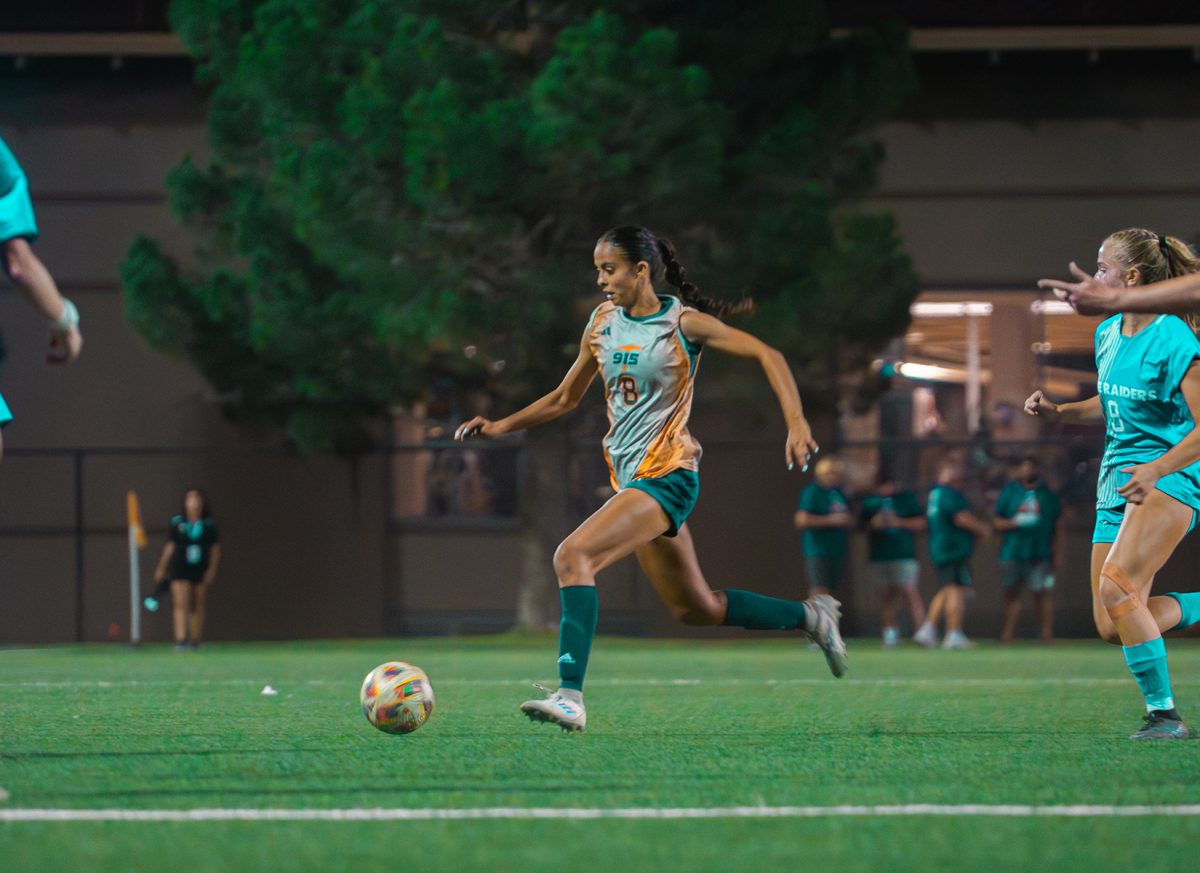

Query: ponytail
[599,225,754,321]
[1105,228,1200,329]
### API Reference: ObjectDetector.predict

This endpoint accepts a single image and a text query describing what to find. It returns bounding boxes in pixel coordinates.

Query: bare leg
[1035,591,1054,643]
[880,585,898,633]
[170,580,191,645]
[1100,492,1192,647]
[1000,589,1022,643]
[925,586,948,629]
[189,583,208,644]
[903,585,926,629]
[1090,542,1181,645]
[945,585,965,634]
[553,489,673,589]
[633,523,726,626]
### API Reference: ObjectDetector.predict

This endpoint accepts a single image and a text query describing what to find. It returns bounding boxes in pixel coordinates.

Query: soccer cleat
[913,624,939,648]
[804,594,848,678]
[1130,709,1190,740]
[941,630,975,650]
[143,596,159,613]
[520,684,587,732]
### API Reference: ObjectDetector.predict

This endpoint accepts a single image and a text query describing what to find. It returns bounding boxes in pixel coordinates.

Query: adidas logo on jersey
[600,327,611,336]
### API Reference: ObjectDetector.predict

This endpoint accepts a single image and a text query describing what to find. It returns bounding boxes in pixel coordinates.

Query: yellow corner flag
[126,491,147,549]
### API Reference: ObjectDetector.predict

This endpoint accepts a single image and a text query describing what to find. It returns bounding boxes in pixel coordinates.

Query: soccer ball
[360,661,435,734]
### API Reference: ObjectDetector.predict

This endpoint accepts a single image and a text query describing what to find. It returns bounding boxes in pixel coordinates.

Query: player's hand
[454,417,502,441]
[1023,389,1058,417]
[786,417,819,472]
[1118,462,1162,505]
[1037,262,1120,316]
[46,327,82,365]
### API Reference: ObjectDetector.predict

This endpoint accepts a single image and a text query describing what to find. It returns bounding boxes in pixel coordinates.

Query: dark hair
[598,226,754,320]
[182,488,213,520]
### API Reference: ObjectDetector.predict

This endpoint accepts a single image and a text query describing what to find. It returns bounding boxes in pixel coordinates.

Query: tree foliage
[122,0,918,453]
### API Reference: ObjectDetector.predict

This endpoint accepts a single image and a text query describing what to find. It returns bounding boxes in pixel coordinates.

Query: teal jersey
[994,482,1060,561]
[797,483,850,558]
[926,485,974,567]
[1095,314,1200,510]
[861,490,922,561]
[0,135,38,243]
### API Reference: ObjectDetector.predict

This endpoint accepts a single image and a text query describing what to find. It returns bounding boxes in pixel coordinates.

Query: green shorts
[1000,559,1054,592]
[626,468,700,538]
[935,560,972,587]
[805,554,846,591]
[1093,500,1198,544]
[0,139,38,243]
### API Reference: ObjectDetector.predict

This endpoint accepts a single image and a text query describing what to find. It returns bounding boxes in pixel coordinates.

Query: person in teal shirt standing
[861,471,927,646]
[795,457,854,596]
[1028,227,1200,739]
[914,457,991,649]
[993,457,1061,643]
[0,135,82,458]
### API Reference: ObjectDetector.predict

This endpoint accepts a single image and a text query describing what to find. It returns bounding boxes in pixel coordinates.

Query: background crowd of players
[797,453,1062,649]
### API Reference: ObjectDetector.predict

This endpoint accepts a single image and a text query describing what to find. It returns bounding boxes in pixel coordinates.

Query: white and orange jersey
[587,295,703,489]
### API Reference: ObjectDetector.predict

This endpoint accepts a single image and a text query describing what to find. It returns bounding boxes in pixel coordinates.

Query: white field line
[4,804,1200,822]
[0,677,1162,689]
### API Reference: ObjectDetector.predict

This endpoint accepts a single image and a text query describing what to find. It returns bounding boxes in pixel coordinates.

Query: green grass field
[3,636,1200,872]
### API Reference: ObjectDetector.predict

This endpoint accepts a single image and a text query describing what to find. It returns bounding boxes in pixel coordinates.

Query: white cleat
[520,684,587,732]
[913,623,940,648]
[804,594,848,678]
[942,631,976,650]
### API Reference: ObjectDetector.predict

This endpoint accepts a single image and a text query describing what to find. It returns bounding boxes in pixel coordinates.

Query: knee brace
[1100,562,1142,619]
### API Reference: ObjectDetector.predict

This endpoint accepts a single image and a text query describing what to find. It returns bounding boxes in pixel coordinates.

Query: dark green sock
[722,588,807,630]
[558,586,598,691]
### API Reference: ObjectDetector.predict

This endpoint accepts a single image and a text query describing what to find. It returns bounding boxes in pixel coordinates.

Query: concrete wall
[6,88,1200,643]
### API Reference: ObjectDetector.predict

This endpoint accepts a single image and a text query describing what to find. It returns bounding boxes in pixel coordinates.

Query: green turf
[3,636,1200,872]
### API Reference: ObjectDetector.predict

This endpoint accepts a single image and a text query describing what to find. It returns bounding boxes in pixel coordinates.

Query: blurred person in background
[861,470,927,646]
[146,489,221,651]
[795,457,854,598]
[993,457,1061,644]
[0,135,82,459]
[914,457,991,649]
[1030,227,1200,739]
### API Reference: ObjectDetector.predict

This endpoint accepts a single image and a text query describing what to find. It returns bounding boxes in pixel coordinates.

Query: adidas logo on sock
[557,652,576,665]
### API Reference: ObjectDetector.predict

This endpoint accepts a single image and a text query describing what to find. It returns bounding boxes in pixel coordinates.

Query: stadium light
[909,302,993,317]
[1029,300,1076,315]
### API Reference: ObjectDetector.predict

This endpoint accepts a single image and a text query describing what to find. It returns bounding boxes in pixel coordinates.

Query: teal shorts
[1093,499,1199,544]
[0,391,11,427]
[625,468,700,537]
[0,140,38,243]
[935,560,972,587]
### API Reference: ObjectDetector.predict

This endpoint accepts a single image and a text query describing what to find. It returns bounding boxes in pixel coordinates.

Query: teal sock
[1122,637,1175,711]
[722,589,807,630]
[557,586,598,692]
[1165,592,1200,631]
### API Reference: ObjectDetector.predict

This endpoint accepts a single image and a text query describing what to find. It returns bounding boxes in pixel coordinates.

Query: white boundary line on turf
[4,805,1200,822]
[0,677,1157,688]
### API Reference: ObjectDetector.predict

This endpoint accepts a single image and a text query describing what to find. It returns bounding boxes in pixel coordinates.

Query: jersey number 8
[617,375,639,405]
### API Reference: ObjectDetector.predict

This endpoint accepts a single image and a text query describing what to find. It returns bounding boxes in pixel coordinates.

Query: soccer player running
[1027,227,1200,740]
[0,135,82,457]
[993,457,1061,644]
[455,226,846,732]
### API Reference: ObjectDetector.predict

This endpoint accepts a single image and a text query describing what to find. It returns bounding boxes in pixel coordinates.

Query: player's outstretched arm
[1023,389,1103,424]
[1119,360,1200,505]
[680,310,817,470]
[455,327,598,441]
[1038,261,1200,317]
[2,239,82,364]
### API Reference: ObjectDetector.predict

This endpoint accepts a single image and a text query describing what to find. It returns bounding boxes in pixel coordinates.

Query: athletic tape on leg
[1101,562,1142,619]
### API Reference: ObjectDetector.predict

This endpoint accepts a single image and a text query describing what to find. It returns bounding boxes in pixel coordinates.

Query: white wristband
[50,298,80,332]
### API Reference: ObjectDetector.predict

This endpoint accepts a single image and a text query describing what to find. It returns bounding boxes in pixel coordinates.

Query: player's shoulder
[587,301,618,331]
[170,514,184,526]
[1155,314,1200,348]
